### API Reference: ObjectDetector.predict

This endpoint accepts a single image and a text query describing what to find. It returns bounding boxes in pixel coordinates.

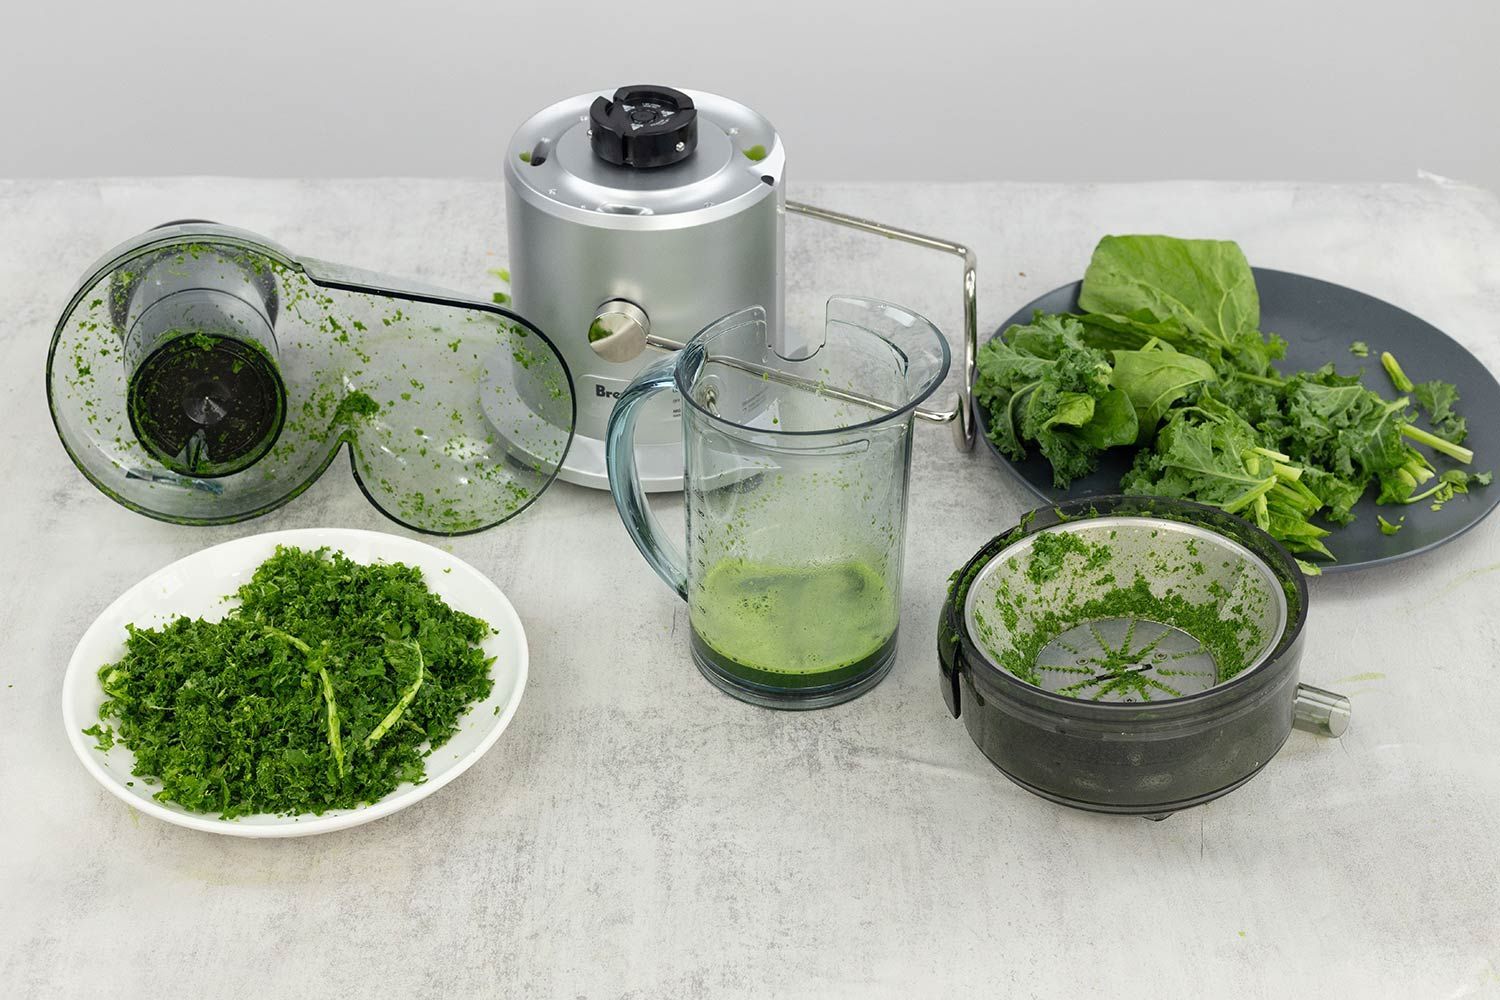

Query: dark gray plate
[980,268,1500,572]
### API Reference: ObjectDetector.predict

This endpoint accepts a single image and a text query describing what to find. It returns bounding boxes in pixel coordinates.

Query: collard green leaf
[1109,344,1217,437]
[1076,388,1139,449]
[1077,235,1280,374]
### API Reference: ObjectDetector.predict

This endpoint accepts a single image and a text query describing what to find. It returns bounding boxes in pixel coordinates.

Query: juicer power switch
[588,299,653,363]
[589,86,698,169]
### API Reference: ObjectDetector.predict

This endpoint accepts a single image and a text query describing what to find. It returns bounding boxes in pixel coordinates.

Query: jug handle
[605,358,688,599]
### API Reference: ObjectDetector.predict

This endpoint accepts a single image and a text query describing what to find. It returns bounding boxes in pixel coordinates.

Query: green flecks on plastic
[50,240,569,534]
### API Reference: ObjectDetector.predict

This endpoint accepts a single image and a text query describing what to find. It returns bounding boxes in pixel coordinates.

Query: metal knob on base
[1293,683,1352,737]
[587,299,653,363]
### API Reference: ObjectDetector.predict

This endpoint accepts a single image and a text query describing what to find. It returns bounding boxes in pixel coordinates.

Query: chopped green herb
[85,546,495,818]
[1377,515,1402,535]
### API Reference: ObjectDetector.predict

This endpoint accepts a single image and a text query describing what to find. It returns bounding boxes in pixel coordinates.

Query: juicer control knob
[588,299,652,363]
[589,85,698,169]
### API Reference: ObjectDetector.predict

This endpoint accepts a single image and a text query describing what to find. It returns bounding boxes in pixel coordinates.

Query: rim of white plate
[61,528,528,838]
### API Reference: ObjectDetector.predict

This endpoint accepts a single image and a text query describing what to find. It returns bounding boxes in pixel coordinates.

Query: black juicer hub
[589,85,699,169]
[128,334,285,478]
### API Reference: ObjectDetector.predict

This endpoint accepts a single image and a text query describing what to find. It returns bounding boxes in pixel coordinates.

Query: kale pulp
[88,546,495,818]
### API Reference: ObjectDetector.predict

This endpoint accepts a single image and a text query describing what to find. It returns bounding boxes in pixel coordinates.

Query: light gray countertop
[3,178,1499,998]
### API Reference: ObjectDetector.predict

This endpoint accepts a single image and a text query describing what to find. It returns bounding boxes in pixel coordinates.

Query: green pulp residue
[53,238,569,535]
[332,389,380,424]
[975,524,1274,698]
[85,546,495,818]
[995,576,1260,691]
[1025,530,1111,585]
[690,558,896,681]
[743,144,768,162]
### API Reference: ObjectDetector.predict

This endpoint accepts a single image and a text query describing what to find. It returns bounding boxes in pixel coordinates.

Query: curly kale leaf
[975,313,1136,486]
[1414,380,1467,445]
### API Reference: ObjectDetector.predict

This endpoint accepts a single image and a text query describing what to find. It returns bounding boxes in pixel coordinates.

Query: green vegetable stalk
[1381,351,1415,393]
[365,640,425,749]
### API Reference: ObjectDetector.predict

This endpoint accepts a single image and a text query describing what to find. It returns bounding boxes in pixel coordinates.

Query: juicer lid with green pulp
[47,222,576,534]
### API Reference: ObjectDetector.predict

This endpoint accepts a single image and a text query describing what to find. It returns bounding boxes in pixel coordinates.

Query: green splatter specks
[743,144,768,162]
[995,576,1260,691]
[518,151,532,163]
[492,291,510,305]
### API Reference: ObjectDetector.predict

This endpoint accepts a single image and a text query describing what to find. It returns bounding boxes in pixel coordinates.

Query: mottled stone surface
[2,179,1499,997]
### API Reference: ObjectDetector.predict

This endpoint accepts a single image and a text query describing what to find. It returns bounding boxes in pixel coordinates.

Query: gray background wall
[2,0,1494,191]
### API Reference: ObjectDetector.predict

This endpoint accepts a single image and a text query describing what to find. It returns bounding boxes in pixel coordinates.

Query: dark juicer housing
[940,497,1350,818]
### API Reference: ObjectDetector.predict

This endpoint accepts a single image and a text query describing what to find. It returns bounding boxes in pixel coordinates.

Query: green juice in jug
[688,557,899,690]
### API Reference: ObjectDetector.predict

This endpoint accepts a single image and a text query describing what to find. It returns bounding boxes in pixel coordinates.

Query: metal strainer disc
[962,517,1288,703]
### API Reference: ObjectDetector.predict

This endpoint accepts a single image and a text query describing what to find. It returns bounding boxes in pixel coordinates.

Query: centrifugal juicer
[504,85,979,490]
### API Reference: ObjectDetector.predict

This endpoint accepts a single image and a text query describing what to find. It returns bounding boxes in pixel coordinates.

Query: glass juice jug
[606,298,950,708]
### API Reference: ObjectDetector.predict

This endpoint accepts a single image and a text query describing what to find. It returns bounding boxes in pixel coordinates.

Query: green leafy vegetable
[86,546,495,818]
[1108,342,1217,435]
[1377,515,1403,535]
[974,313,1137,486]
[1077,235,1284,375]
[974,234,1487,568]
[1414,379,1467,444]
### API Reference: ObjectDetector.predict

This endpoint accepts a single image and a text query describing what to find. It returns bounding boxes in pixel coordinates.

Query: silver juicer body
[504,87,788,491]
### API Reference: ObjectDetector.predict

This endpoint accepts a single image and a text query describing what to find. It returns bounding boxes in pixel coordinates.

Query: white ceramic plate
[61,528,528,838]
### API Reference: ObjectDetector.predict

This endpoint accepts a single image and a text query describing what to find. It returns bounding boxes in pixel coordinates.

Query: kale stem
[1402,423,1474,464]
[266,628,344,777]
[314,651,345,779]
[364,641,425,750]
[1381,351,1415,393]
[262,625,311,655]
[1233,371,1286,387]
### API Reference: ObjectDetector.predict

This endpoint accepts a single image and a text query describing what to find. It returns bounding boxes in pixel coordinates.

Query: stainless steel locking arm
[584,200,980,449]
[786,201,978,449]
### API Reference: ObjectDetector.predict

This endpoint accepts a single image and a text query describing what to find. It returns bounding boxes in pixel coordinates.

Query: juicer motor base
[555,433,683,493]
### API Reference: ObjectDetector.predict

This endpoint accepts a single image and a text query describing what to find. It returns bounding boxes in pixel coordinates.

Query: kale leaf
[974,312,1137,486]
